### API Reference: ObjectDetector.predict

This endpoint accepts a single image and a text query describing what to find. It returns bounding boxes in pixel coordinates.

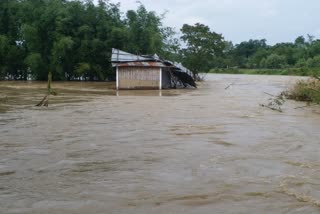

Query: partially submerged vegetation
[260,76,320,112]
[286,77,320,103]
[260,93,286,112]
[36,72,57,107]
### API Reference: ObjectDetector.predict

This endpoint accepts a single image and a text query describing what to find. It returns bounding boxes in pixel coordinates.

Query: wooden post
[159,68,162,90]
[116,67,119,90]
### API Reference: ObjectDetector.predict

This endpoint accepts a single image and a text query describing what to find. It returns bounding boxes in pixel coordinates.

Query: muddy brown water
[0,74,320,214]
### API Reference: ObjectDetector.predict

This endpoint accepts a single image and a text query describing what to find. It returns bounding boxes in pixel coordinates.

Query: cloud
[107,0,320,45]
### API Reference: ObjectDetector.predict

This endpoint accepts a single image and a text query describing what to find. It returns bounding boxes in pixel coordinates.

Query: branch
[225,82,235,90]
[36,95,49,107]
[260,104,283,112]
[264,92,276,97]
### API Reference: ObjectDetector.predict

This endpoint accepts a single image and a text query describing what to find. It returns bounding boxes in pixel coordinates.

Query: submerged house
[111,49,196,90]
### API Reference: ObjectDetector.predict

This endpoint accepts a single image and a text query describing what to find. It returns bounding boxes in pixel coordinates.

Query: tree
[270,43,297,65]
[264,54,287,69]
[180,23,225,77]
[308,40,320,58]
[159,26,181,61]
[25,53,45,79]
[295,36,306,47]
[51,37,75,80]
[126,5,163,55]
[247,48,269,68]
[0,35,10,79]
[232,39,268,68]
[306,56,320,68]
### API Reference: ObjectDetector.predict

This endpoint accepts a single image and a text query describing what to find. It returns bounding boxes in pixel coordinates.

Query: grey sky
[109,0,320,45]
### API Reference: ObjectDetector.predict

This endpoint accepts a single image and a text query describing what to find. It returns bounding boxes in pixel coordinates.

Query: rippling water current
[0,74,320,214]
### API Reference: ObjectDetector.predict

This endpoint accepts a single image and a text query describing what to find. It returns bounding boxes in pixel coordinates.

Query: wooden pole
[116,67,119,90]
[159,68,162,90]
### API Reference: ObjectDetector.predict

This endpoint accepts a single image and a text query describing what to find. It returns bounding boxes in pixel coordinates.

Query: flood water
[0,74,320,214]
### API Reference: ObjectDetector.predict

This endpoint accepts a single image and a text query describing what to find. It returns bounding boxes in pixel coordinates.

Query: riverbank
[209,68,319,76]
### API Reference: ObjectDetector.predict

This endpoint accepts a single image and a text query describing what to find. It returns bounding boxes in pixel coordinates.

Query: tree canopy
[0,0,176,80]
[180,23,225,77]
[1,0,320,80]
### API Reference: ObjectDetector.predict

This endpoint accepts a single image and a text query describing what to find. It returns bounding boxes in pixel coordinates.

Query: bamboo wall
[118,67,160,89]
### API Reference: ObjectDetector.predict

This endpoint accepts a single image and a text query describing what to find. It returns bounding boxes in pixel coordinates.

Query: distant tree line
[180,25,320,76]
[222,35,320,70]
[1,0,320,81]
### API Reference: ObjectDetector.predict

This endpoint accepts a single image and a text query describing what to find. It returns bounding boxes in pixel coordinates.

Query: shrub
[264,54,287,69]
[306,56,320,68]
[286,78,320,103]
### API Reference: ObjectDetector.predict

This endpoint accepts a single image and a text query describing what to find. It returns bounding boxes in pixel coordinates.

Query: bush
[264,54,287,69]
[295,58,307,68]
[286,78,320,103]
[306,56,320,68]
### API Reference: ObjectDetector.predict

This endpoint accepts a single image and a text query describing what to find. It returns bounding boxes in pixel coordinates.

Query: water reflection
[116,89,188,97]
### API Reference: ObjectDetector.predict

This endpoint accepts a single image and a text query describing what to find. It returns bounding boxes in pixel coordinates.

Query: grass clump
[286,78,320,103]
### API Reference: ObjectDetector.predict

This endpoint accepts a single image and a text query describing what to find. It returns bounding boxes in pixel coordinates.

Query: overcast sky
[107,0,320,45]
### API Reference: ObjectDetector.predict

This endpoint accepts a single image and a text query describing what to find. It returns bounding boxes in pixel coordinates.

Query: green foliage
[247,48,269,68]
[216,35,320,72]
[306,56,320,68]
[295,58,307,68]
[0,35,10,79]
[51,37,75,80]
[180,23,225,76]
[286,79,320,103]
[264,54,287,69]
[24,53,45,80]
[126,5,164,54]
[75,63,90,79]
[295,36,306,47]
[0,0,175,81]
[235,39,268,59]
[308,40,320,57]
[2,1,320,81]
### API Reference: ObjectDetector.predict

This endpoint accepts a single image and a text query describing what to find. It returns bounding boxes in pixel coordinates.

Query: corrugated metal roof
[111,49,192,75]
[173,62,193,76]
[112,48,151,62]
[113,61,168,67]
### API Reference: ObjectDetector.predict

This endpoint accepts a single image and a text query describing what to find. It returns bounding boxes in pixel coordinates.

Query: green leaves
[51,37,74,80]
[24,53,45,80]
[181,23,224,55]
[264,54,287,69]
[126,5,164,55]
[180,23,225,75]
[0,0,128,80]
[3,1,320,81]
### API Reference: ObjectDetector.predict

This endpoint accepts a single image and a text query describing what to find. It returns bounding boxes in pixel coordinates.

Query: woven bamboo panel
[118,67,160,89]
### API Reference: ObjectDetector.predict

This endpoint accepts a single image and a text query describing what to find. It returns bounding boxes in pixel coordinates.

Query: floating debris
[260,92,286,112]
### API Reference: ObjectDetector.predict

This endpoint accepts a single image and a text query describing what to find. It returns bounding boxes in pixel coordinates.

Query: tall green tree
[126,4,164,55]
[180,23,225,76]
